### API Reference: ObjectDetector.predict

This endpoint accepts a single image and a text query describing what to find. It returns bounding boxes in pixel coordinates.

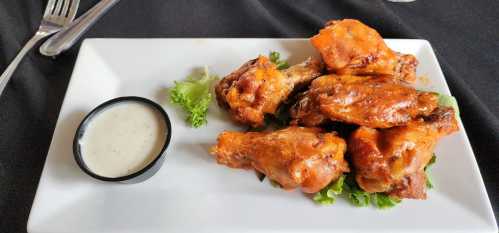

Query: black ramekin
[73,96,172,183]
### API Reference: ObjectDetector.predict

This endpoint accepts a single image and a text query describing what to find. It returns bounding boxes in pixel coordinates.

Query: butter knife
[40,0,121,56]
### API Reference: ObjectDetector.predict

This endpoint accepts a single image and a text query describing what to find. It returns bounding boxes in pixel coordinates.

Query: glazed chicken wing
[210,126,349,193]
[311,19,418,83]
[349,107,459,199]
[290,74,438,128]
[215,56,322,127]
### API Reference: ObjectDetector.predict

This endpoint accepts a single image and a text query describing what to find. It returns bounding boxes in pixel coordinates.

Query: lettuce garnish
[437,93,460,119]
[169,66,218,127]
[269,51,289,70]
[313,173,402,209]
[424,154,437,189]
[371,193,401,209]
[313,175,345,205]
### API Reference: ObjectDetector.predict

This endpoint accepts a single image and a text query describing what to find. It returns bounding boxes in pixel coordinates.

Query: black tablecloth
[0,0,497,232]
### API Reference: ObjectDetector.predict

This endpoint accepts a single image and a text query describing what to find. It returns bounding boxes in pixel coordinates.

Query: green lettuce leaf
[313,173,402,209]
[269,51,289,70]
[371,193,401,209]
[169,66,218,127]
[343,175,370,207]
[424,154,437,189]
[313,175,346,205]
[438,93,460,119]
[349,189,371,207]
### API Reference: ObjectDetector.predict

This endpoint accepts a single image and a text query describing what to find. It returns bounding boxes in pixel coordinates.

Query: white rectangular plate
[28,39,497,233]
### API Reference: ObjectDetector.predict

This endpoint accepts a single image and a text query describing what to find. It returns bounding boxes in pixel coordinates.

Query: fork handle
[0,33,47,96]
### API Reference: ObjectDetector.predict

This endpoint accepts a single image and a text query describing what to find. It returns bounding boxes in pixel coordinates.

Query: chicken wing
[348,107,459,199]
[210,126,349,193]
[215,56,322,127]
[310,19,418,83]
[290,74,438,128]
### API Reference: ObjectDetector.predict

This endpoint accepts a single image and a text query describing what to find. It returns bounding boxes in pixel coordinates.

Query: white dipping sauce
[80,102,167,178]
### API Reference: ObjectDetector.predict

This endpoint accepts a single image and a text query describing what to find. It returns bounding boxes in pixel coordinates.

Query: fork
[0,0,79,96]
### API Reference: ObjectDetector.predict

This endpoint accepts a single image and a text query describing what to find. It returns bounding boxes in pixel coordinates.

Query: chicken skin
[310,19,418,83]
[290,74,439,128]
[210,126,349,193]
[215,56,322,127]
[348,107,459,199]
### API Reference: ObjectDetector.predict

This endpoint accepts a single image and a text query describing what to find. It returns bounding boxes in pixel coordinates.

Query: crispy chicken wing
[290,74,439,128]
[348,107,459,199]
[310,19,418,83]
[210,126,349,193]
[215,56,322,127]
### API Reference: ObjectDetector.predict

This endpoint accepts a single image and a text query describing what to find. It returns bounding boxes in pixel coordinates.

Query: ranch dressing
[80,102,167,178]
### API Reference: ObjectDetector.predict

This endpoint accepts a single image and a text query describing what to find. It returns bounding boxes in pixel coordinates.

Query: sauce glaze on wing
[291,74,439,128]
[310,19,418,83]
[215,56,322,127]
[348,107,459,199]
[210,126,349,193]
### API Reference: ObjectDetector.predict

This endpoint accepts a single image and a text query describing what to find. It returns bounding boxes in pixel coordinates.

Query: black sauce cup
[73,96,172,183]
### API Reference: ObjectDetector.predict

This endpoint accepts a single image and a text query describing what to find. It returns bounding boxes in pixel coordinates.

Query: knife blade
[39,0,121,56]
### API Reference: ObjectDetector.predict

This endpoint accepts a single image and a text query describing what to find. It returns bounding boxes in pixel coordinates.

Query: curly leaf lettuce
[424,154,437,189]
[169,66,218,127]
[371,193,401,209]
[313,173,402,209]
[348,188,371,207]
[343,174,370,207]
[269,51,290,70]
[313,175,346,205]
[438,93,460,120]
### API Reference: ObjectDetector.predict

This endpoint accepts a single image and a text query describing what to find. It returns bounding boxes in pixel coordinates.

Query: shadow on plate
[47,110,91,184]
[279,40,319,65]
[171,142,215,165]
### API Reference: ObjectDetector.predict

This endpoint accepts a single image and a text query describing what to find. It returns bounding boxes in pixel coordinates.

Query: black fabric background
[0,0,497,232]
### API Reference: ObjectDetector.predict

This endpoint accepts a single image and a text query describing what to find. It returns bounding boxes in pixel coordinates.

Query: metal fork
[0,0,79,96]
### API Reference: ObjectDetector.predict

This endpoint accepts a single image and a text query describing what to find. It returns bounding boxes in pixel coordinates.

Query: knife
[39,0,121,56]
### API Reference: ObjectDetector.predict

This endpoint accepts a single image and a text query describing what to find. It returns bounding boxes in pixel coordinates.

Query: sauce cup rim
[73,96,172,182]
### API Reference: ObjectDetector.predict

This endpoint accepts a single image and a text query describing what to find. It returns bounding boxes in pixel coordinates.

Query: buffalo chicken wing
[290,74,438,128]
[210,126,349,193]
[310,19,418,83]
[348,107,459,199]
[215,56,322,127]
